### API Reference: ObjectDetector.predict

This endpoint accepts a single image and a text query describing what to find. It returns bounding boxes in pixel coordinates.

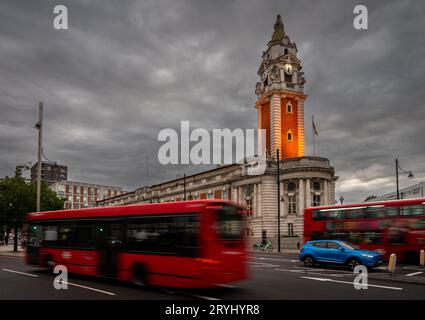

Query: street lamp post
[339,195,344,205]
[395,158,414,200]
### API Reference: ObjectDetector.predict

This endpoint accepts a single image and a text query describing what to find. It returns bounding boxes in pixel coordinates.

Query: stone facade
[97,157,337,248]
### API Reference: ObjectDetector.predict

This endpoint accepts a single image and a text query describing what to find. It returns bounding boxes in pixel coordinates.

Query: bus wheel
[133,264,149,287]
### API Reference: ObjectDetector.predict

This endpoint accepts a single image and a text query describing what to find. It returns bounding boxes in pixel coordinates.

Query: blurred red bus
[304,198,425,263]
[26,200,247,288]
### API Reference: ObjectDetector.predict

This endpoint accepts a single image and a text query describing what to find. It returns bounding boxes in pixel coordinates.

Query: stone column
[253,184,258,217]
[298,179,304,216]
[239,187,244,206]
[305,178,311,208]
[323,180,329,205]
[270,94,282,159]
[257,183,262,217]
[297,98,305,157]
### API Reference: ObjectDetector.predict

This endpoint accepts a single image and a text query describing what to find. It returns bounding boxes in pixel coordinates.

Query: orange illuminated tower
[255,15,307,160]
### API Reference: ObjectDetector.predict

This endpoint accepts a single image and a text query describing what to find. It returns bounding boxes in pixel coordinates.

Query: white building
[50,180,128,209]
[373,182,425,201]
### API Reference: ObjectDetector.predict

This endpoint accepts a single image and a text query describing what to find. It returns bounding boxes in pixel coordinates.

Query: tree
[0,165,64,251]
[364,195,377,202]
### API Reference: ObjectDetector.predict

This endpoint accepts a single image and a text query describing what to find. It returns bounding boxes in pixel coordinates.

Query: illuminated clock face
[284,64,293,75]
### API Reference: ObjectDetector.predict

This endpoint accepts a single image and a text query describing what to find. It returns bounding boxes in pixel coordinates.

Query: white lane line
[53,279,116,296]
[274,268,303,273]
[254,257,294,263]
[217,284,235,289]
[249,262,280,268]
[406,271,423,277]
[293,266,353,274]
[187,294,221,301]
[2,269,39,277]
[274,268,345,278]
[301,276,403,291]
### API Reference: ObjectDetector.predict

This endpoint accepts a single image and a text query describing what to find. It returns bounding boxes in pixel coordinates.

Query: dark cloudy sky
[1,0,424,203]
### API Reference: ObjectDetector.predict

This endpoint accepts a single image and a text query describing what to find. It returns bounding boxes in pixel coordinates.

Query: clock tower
[255,15,306,160]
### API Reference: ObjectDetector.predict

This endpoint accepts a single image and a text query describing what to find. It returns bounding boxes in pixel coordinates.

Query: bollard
[420,250,425,267]
[388,253,397,274]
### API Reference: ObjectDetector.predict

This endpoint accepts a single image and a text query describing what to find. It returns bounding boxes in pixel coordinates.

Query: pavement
[0,252,424,299]
[0,244,25,257]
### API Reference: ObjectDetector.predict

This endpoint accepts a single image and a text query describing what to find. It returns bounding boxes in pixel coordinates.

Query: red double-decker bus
[304,198,425,263]
[26,200,247,288]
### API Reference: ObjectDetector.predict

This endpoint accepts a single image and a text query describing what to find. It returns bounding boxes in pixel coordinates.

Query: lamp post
[339,195,344,205]
[277,149,281,253]
[395,158,414,200]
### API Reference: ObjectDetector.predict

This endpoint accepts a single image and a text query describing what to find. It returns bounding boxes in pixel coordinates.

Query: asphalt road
[0,254,424,300]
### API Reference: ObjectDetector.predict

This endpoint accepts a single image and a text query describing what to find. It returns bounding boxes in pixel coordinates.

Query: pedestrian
[4,232,9,246]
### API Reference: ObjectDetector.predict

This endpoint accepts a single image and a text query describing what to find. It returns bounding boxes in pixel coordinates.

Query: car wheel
[347,258,361,271]
[303,256,315,268]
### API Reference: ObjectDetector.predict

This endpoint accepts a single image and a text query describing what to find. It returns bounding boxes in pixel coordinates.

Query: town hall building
[97,15,338,249]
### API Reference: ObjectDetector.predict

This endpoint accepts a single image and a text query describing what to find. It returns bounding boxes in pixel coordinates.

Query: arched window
[286,103,292,113]
[287,129,293,141]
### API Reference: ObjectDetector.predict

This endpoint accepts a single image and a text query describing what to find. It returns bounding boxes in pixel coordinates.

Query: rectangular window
[286,104,292,113]
[126,214,200,257]
[288,196,296,215]
[287,223,294,237]
[216,205,243,241]
[32,223,73,248]
[73,222,102,249]
[312,195,319,206]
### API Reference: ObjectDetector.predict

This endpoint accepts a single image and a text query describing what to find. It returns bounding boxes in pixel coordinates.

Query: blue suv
[299,240,383,270]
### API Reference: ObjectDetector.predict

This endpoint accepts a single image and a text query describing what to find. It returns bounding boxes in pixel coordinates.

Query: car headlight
[361,254,374,259]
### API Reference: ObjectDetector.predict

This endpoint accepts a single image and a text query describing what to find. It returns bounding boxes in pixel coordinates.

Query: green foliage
[0,164,64,228]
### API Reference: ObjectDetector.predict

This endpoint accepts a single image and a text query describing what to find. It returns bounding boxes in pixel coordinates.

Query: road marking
[217,284,235,289]
[406,271,423,277]
[249,262,280,268]
[274,268,303,273]
[53,279,116,296]
[1,269,39,277]
[301,276,403,291]
[274,268,345,278]
[253,257,295,263]
[186,294,221,300]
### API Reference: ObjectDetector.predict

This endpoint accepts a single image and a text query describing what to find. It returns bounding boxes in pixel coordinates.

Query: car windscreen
[339,241,356,250]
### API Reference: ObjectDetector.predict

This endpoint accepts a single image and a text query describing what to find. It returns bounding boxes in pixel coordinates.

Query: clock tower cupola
[255,14,306,160]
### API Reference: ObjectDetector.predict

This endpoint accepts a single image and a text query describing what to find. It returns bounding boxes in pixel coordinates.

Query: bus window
[366,207,386,219]
[216,206,243,241]
[73,221,102,249]
[28,224,43,248]
[401,205,425,217]
[126,214,200,257]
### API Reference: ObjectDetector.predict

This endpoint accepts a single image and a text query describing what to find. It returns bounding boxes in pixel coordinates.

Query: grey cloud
[0,0,424,203]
